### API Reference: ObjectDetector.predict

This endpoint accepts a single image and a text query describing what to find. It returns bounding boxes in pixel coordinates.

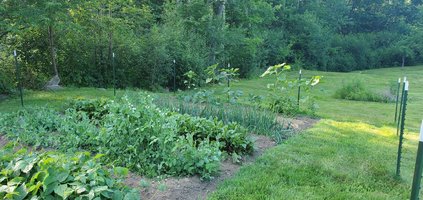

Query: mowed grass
[209,65,423,131]
[209,120,420,199]
[0,87,138,112]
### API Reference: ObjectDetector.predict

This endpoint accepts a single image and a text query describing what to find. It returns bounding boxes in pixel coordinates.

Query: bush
[268,96,299,116]
[0,145,138,199]
[0,93,253,180]
[334,79,394,103]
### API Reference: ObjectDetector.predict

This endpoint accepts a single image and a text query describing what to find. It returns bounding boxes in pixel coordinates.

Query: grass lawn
[208,65,423,131]
[0,87,138,113]
[210,120,419,199]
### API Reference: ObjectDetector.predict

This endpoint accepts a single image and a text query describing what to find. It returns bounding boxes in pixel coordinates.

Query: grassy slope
[210,66,423,131]
[208,66,423,199]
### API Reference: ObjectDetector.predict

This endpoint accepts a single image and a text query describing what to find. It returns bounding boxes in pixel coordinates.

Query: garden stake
[112,52,116,96]
[227,63,230,88]
[173,59,176,93]
[297,69,302,107]
[410,120,423,200]
[394,78,401,123]
[397,77,407,136]
[396,81,409,177]
[13,50,24,107]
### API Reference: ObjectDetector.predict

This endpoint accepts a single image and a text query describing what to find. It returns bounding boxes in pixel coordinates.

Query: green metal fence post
[410,120,423,200]
[397,77,407,136]
[396,81,409,177]
[227,63,230,88]
[394,78,401,122]
[13,50,24,107]
[297,69,302,107]
[112,52,116,96]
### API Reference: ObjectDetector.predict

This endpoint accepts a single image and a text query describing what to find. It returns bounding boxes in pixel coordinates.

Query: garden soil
[125,134,276,200]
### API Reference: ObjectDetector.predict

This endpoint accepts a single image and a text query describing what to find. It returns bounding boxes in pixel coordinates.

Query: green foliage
[154,97,293,144]
[335,79,394,103]
[268,96,299,116]
[2,0,423,91]
[183,70,198,89]
[0,94,253,179]
[260,64,321,115]
[0,146,138,199]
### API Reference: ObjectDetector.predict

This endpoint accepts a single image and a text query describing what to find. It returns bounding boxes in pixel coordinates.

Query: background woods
[1,0,423,93]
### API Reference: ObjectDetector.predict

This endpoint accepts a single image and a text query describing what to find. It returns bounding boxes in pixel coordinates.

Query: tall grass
[154,97,293,144]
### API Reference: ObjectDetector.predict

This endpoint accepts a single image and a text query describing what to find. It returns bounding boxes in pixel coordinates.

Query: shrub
[268,96,299,116]
[334,79,394,103]
[0,145,138,199]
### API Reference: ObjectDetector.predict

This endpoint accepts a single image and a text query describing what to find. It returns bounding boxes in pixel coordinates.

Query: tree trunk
[108,5,114,84]
[48,25,59,77]
[402,55,405,68]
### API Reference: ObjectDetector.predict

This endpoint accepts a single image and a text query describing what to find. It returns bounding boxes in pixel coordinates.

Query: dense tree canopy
[1,0,422,93]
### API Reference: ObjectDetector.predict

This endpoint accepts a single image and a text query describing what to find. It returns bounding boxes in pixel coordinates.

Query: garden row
[0,93,253,180]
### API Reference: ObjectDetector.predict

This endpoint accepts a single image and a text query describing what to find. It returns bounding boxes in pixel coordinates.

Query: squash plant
[0,146,138,199]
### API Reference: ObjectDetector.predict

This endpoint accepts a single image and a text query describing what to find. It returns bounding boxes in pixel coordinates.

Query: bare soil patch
[125,134,276,200]
[278,116,319,131]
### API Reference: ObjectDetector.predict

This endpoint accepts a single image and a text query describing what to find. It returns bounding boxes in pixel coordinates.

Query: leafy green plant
[154,97,293,144]
[260,63,321,115]
[334,79,394,103]
[0,146,138,199]
[183,70,198,89]
[0,93,253,180]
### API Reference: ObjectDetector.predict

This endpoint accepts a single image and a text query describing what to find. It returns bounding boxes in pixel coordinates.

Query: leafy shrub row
[0,145,138,199]
[0,94,253,179]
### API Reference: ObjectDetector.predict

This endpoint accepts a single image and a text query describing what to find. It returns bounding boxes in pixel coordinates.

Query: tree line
[1,0,422,93]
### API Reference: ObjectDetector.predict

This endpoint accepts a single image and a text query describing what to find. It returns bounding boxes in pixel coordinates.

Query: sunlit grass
[209,120,420,199]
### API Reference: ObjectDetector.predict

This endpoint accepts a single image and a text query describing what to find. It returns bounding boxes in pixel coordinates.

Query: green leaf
[54,184,68,198]
[113,167,129,177]
[14,184,28,200]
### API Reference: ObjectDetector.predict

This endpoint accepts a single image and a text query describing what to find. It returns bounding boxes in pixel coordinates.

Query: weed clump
[335,79,394,103]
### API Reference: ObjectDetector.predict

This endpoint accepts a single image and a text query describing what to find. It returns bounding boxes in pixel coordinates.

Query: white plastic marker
[405,81,409,91]
[420,120,423,142]
[299,69,302,74]
[398,78,401,83]
[173,59,176,64]
[404,76,407,83]
[13,50,17,57]
[112,52,115,58]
